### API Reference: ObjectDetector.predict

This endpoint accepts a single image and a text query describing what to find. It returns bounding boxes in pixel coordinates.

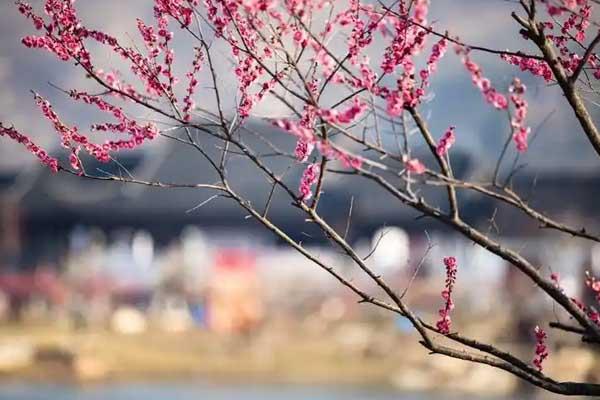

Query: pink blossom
[319,98,368,125]
[299,163,320,201]
[96,70,143,101]
[457,47,508,110]
[405,158,426,174]
[137,18,159,55]
[241,0,277,12]
[153,0,196,27]
[183,47,204,122]
[337,152,363,169]
[420,37,448,86]
[275,117,361,169]
[386,91,404,117]
[315,49,335,77]
[436,126,455,156]
[502,54,553,82]
[380,3,428,74]
[29,90,159,164]
[293,29,308,47]
[294,139,314,162]
[69,150,82,171]
[585,271,600,302]
[541,0,591,46]
[550,272,563,291]
[509,78,530,152]
[513,127,530,152]
[0,123,59,172]
[436,256,458,335]
[273,119,314,142]
[510,1,591,81]
[356,59,378,92]
[571,295,600,326]
[532,326,549,372]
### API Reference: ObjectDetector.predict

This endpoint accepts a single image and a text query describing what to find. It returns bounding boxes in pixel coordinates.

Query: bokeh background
[0,1,599,399]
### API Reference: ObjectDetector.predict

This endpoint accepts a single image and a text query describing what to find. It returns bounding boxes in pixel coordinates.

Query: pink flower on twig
[436,256,458,335]
[533,326,549,372]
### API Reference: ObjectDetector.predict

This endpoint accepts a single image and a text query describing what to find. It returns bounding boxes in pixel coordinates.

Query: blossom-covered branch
[2,0,600,396]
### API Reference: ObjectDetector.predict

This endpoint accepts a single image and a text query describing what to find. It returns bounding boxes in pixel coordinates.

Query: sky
[0,0,599,176]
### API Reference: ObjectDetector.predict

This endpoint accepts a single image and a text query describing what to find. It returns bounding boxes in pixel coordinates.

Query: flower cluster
[376,1,432,114]
[299,163,320,201]
[318,98,368,125]
[157,15,177,101]
[294,139,314,163]
[0,124,59,173]
[585,271,600,302]
[380,0,428,74]
[273,119,314,143]
[457,47,508,110]
[509,78,530,152]
[354,58,379,93]
[274,118,362,170]
[405,158,426,174]
[16,0,186,101]
[533,326,549,372]
[436,126,455,157]
[346,0,370,63]
[318,141,363,169]
[137,18,160,59]
[18,0,90,65]
[550,272,563,291]
[71,91,158,142]
[436,256,458,335]
[153,0,197,27]
[96,70,143,101]
[122,12,182,100]
[509,1,595,80]
[501,54,553,82]
[550,271,600,326]
[571,296,600,326]
[24,90,158,170]
[542,0,590,42]
[385,82,425,116]
[201,0,279,119]
[420,38,448,86]
[183,47,204,122]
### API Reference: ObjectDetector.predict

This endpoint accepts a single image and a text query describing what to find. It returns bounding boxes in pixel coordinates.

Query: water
[0,382,511,400]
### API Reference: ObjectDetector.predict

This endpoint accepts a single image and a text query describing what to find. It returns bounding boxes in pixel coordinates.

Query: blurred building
[0,122,598,327]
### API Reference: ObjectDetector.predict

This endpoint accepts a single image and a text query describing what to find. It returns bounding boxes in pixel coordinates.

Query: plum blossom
[405,158,426,174]
[550,272,563,291]
[547,271,599,326]
[183,47,204,122]
[274,118,362,169]
[273,119,314,143]
[502,55,553,82]
[294,139,315,162]
[26,91,159,166]
[506,1,593,81]
[436,257,458,334]
[299,163,320,201]
[533,326,549,372]
[513,127,531,153]
[436,126,455,156]
[318,98,368,125]
[509,78,530,152]
[571,295,600,326]
[585,271,600,302]
[420,37,448,86]
[0,124,59,173]
[457,47,508,110]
